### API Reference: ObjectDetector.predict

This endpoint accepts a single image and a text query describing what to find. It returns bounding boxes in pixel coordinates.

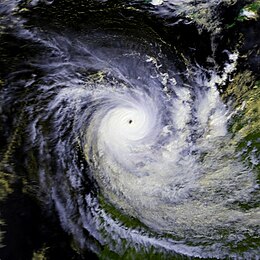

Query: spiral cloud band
[27,28,257,257]
[34,30,258,258]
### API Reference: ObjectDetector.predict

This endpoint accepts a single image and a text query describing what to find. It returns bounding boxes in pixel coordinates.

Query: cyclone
[0,0,259,259]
